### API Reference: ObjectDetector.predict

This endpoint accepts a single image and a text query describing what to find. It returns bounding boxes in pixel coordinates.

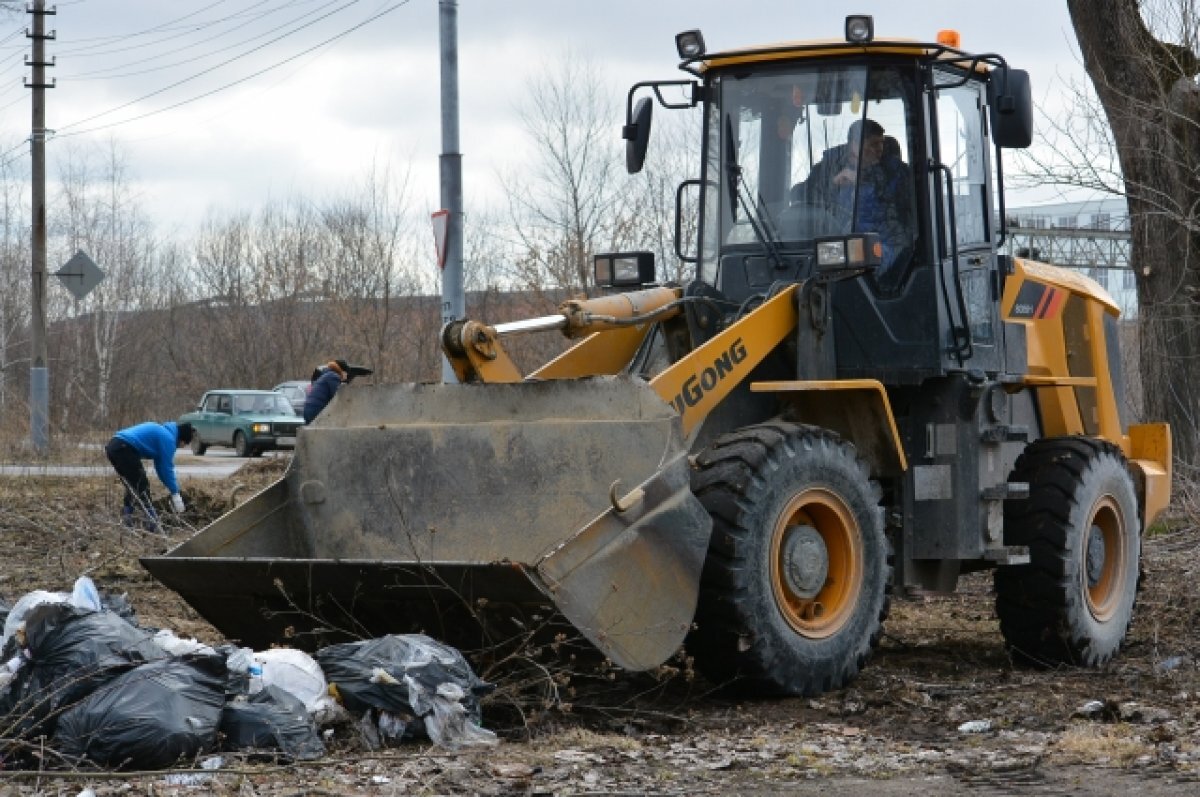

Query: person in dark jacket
[303,359,349,424]
[791,118,914,278]
[105,421,193,531]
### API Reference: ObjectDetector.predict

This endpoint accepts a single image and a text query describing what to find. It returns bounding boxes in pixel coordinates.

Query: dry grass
[1056,724,1152,766]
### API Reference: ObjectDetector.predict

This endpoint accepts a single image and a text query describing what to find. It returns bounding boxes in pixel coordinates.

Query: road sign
[431,209,450,271]
[55,250,104,301]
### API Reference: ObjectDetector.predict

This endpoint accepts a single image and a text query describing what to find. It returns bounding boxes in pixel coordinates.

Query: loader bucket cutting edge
[142,378,713,671]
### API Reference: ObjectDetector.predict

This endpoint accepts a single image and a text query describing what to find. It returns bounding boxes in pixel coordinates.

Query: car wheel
[234,431,250,458]
[191,435,208,456]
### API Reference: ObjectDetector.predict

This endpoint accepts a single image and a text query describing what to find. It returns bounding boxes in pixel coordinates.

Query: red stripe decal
[1038,288,1065,319]
[1033,287,1054,319]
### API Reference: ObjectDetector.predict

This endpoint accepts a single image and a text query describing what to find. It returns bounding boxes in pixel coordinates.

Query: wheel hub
[781,524,829,599]
[1086,524,1106,587]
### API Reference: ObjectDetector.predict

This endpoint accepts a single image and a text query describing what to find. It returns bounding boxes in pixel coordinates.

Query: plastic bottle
[248,663,264,695]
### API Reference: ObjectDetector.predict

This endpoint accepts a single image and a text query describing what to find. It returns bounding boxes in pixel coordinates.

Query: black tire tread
[688,421,890,696]
[995,436,1139,667]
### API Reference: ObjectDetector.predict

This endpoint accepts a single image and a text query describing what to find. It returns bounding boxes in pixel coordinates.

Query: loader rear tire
[688,422,890,696]
[995,437,1140,667]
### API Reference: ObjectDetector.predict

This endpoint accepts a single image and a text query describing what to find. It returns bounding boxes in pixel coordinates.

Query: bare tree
[503,52,629,294]
[52,141,160,428]
[1034,2,1200,467]
[0,142,30,421]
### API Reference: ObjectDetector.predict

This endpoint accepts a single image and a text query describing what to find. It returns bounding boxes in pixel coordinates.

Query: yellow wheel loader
[144,17,1172,697]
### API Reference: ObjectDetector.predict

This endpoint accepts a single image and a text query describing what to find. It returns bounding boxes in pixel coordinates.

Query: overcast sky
[0,0,1089,235]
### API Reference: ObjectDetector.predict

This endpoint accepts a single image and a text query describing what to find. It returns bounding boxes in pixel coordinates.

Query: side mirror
[624,96,654,174]
[989,68,1033,149]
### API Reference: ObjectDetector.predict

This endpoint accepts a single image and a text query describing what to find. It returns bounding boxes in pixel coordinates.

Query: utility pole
[438,0,464,383]
[26,0,55,453]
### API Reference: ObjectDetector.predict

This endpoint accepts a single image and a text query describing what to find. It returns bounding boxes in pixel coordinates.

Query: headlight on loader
[594,251,656,290]
[814,233,882,279]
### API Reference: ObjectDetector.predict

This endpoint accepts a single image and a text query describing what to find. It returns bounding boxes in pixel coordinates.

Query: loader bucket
[142,378,712,671]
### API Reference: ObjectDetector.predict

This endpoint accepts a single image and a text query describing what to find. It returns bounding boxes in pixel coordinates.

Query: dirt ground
[1,459,1200,795]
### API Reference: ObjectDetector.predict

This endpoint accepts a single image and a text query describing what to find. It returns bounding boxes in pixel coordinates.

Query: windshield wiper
[724,114,785,268]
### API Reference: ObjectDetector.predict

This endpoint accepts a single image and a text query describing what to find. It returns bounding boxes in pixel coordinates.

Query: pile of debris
[0,578,497,770]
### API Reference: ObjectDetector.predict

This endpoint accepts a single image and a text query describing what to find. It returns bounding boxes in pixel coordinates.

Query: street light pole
[438,0,464,383]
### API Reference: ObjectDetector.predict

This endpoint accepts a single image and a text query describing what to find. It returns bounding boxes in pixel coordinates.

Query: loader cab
[631,25,1034,385]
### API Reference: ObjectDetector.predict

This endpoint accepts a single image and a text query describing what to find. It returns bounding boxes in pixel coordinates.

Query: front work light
[594,251,656,289]
[675,29,706,59]
[814,233,881,278]
[844,15,874,44]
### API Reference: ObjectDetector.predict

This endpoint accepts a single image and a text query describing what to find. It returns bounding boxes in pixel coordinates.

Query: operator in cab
[792,118,915,280]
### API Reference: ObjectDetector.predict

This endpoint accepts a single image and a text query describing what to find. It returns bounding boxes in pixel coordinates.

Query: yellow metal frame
[1129,423,1172,528]
[1002,258,1122,442]
[1003,258,1172,528]
[649,287,798,437]
[751,380,907,476]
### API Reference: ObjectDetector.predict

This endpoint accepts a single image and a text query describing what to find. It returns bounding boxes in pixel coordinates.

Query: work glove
[170,493,186,514]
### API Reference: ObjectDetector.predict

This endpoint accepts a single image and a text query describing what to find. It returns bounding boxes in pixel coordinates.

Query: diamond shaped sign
[55,250,105,301]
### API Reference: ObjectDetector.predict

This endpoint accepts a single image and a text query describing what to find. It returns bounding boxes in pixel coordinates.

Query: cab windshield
[699,63,920,285]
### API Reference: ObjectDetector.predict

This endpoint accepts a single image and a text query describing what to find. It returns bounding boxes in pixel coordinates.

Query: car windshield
[700,63,920,283]
[234,394,294,415]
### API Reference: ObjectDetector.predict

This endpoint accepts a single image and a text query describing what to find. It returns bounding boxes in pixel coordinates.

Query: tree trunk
[1067,0,1200,469]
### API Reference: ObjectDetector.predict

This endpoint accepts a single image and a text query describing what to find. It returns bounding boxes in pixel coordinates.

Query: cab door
[931,67,1003,374]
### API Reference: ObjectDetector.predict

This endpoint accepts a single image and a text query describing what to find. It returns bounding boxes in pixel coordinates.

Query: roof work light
[675,29,706,59]
[844,15,874,43]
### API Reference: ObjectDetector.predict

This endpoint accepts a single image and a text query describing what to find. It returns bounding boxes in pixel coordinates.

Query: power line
[57,1,336,81]
[55,0,364,134]
[57,0,411,140]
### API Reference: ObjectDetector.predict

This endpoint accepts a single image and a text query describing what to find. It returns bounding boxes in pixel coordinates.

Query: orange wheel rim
[1084,495,1126,622]
[769,488,863,638]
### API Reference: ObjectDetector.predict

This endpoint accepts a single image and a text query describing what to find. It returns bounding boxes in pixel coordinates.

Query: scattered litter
[153,629,217,657]
[554,749,604,763]
[70,576,102,613]
[1158,655,1186,673]
[957,719,992,734]
[316,633,497,749]
[492,762,539,779]
[1,589,69,648]
[0,581,496,768]
[256,647,340,719]
[1072,699,1120,721]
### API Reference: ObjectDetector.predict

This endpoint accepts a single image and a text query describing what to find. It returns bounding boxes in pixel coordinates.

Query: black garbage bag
[0,603,164,740]
[98,592,138,626]
[314,634,495,747]
[54,653,227,770]
[219,684,326,761]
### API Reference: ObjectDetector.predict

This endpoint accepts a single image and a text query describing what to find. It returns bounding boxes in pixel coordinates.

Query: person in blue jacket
[303,359,349,424]
[104,420,193,531]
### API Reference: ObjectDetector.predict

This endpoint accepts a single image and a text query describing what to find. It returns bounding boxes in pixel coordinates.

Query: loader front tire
[995,437,1140,667]
[689,422,890,696]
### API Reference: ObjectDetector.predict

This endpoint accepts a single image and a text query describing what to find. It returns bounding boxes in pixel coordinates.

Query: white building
[1004,198,1136,317]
